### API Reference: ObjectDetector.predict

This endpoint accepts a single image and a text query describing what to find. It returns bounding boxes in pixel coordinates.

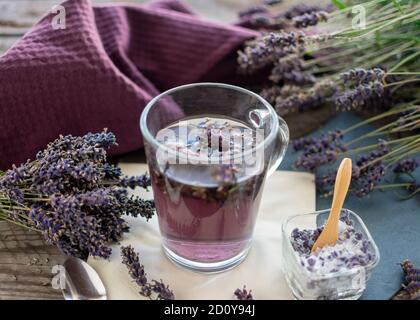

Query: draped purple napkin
[0,0,257,169]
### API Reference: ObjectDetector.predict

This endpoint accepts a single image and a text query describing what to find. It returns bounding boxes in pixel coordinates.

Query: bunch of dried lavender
[0,130,155,259]
[238,1,420,199]
[238,1,419,114]
[392,260,420,300]
[121,245,174,300]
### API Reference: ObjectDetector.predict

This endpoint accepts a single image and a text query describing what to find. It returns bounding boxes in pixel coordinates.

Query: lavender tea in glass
[140,83,289,272]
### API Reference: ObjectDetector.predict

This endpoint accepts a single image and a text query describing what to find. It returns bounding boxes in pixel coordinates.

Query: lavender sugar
[290,215,376,275]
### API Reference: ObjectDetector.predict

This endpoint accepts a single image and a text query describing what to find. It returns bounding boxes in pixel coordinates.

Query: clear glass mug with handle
[140,83,289,272]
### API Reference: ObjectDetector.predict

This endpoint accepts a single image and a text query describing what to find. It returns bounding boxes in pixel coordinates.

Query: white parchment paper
[88,163,315,300]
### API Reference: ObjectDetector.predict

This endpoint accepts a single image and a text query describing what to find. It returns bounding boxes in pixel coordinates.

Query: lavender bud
[234,286,254,300]
[293,11,328,28]
[393,158,419,174]
[119,174,151,190]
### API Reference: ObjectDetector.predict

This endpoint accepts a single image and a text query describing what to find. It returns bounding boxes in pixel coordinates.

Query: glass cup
[140,83,289,272]
[282,209,380,300]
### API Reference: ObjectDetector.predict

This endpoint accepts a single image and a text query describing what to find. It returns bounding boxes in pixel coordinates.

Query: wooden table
[0,222,66,299]
[0,0,330,300]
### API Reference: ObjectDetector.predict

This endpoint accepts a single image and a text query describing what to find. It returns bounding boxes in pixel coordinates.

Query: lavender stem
[360,138,420,170]
[342,105,419,134]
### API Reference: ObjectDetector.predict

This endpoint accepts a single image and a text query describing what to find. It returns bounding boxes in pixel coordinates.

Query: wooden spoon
[311,158,352,252]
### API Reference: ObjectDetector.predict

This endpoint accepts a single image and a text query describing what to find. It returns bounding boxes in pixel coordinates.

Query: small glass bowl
[281,209,380,300]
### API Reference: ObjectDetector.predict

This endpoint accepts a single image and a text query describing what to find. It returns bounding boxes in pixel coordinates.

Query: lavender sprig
[270,55,315,86]
[238,31,305,72]
[293,11,328,28]
[275,79,336,115]
[334,83,384,111]
[119,175,151,190]
[340,68,386,85]
[316,140,389,197]
[294,130,347,171]
[392,260,420,300]
[121,245,174,300]
[333,68,388,111]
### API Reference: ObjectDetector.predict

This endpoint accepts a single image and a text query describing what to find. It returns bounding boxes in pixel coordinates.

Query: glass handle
[267,115,289,176]
[248,109,289,176]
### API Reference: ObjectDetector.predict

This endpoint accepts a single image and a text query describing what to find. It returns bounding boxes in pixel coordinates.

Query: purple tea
[148,116,267,264]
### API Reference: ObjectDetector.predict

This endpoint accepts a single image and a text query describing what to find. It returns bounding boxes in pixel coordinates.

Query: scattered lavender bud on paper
[121,245,175,300]
[234,286,254,300]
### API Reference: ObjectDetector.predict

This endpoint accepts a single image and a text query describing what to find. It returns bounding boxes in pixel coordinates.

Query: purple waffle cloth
[0,0,257,169]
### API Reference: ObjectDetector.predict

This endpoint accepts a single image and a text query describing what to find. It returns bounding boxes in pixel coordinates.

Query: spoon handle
[326,158,353,230]
[311,158,352,252]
